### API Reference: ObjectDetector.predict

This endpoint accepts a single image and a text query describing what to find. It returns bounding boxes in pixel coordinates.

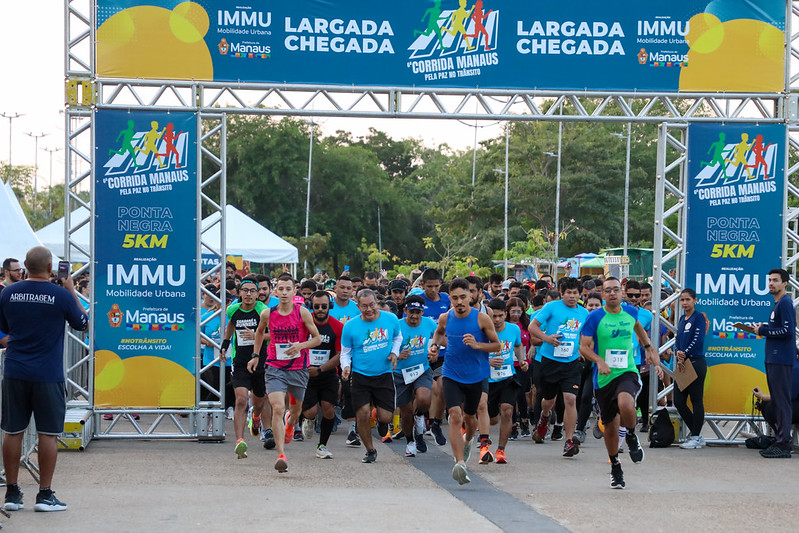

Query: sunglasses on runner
[313,304,329,309]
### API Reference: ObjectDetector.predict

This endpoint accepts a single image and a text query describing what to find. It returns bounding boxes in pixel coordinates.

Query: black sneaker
[519,421,531,438]
[759,445,792,459]
[346,430,361,447]
[508,425,519,441]
[263,428,276,450]
[562,438,580,457]
[746,435,777,450]
[34,489,67,512]
[430,421,447,446]
[550,425,564,441]
[362,449,378,463]
[414,429,428,453]
[293,428,304,442]
[626,431,645,464]
[4,485,23,511]
[610,463,625,489]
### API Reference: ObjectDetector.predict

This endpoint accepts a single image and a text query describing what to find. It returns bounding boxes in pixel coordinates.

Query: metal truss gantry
[61,0,799,441]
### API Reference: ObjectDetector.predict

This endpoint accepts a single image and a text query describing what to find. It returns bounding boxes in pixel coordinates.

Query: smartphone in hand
[57,261,70,280]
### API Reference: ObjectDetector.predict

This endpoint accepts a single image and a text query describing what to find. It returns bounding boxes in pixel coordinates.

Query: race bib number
[236,329,254,347]
[606,349,628,369]
[275,343,299,360]
[553,342,574,358]
[491,364,514,380]
[401,363,425,384]
[309,349,330,366]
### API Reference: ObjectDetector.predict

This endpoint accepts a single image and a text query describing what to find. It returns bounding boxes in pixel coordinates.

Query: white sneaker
[698,435,706,447]
[680,436,701,449]
[302,417,316,440]
[405,441,417,457]
[225,407,234,420]
[414,414,426,437]
[315,444,333,459]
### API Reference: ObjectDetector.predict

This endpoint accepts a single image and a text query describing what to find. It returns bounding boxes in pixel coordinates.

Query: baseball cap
[388,279,408,292]
[501,280,511,290]
[405,300,424,312]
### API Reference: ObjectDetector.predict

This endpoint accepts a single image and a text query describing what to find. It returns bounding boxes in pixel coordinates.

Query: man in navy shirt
[754,268,797,458]
[0,246,88,512]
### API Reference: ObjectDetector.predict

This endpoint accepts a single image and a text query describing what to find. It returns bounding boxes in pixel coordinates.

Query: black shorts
[531,358,543,389]
[594,372,642,425]
[302,372,340,411]
[230,362,266,397]
[488,378,519,418]
[539,358,582,400]
[443,377,488,416]
[513,365,532,393]
[1,378,66,435]
[350,372,396,413]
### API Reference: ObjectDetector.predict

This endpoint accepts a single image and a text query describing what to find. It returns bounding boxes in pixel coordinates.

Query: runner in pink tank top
[266,303,310,371]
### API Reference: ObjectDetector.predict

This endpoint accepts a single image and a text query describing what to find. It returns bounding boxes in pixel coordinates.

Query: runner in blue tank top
[429,278,500,486]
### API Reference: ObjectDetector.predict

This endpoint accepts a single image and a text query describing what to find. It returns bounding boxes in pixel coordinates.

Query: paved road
[4,420,799,531]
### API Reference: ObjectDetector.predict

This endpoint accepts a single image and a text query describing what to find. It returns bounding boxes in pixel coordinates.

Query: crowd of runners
[199,263,725,490]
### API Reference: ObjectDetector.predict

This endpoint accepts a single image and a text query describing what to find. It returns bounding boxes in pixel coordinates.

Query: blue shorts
[1,378,66,435]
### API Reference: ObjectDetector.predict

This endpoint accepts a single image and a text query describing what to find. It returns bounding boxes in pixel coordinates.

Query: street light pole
[25,131,48,204]
[44,146,63,216]
[304,122,314,278]
[543,123,563,260]
[504,122,509,279]
[611,122,632,256]
[1,112,24,182]
[377,205,383,272]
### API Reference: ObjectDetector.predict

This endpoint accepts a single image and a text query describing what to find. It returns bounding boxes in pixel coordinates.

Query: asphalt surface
[4,418,799,532]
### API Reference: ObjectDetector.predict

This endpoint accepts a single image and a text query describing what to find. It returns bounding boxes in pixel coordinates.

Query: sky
[0,2,503,193]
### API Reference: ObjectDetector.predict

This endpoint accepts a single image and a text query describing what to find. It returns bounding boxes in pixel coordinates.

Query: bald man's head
[25,246,52,276]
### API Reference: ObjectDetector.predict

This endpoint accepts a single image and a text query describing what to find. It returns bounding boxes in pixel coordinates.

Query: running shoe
[626,432,645,463]
[495,448,508,464]
[593,422,604,439]
[33,489,67,512]
[573,429,586,444]
[263,428,276,450]
[463,436,474,463]
[362,449,378,463]
[563,438,580,457]
[315,444,334,459]
[533,416,548,444]
[479,445,494,464]
[509,425,519,441]
[520,420,531,438]
[391,429,405,440]
[679,436,702,449]
[235,438,248,459]
[430,421,447,446]
[414,429,428,453]
[250,415,261,437]
[452,462,471,485]
[302,417,316,440]
[293,428,304,442]
[260,427,267,442]
[405,441,417,457]
[225,407,234,420]
[550,425,564,441]
[4,485,23,511]
[698,435,707,447]
[414,414,426,437]
[274,454,288,473]
[346,430,361,447]
[759,445,792,459]
[610,462,625,489]
[381,431,392,443]
[103,414,113,421]
[284,412,294,444]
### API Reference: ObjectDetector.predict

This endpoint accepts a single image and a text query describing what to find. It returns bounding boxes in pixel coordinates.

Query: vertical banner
[685,123,786,414]
[94,109,198,408]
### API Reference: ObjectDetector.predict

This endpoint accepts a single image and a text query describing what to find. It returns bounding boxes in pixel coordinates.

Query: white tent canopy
[202,205,298,264]
[0,182,52,263]
[37,204,298,264]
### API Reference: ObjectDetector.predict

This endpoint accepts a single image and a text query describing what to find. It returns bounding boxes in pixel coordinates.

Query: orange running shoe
[479,445,494,464]
[495,448,507,464]
[274,454,288,473]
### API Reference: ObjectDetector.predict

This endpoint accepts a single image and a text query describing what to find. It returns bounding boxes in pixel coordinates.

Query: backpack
[648,408,674,448]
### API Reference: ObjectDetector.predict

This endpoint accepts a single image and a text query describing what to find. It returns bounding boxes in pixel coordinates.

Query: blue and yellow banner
[93,109,198,408]
[95,0,785,93]
[685,122,786,414]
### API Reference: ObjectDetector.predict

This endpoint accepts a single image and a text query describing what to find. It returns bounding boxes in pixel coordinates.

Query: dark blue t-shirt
[758,295,797,366]
[0,280,88,382]
[422,292,450,320]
